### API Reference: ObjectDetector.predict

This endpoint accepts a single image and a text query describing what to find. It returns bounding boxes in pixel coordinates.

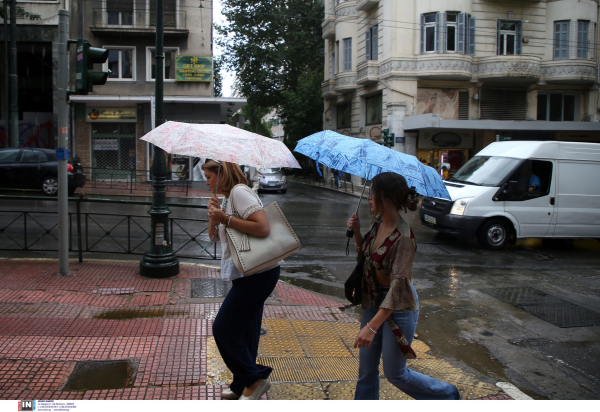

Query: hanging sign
[93,139,119,151]
[87,108,137,122]
[175,56,213,82]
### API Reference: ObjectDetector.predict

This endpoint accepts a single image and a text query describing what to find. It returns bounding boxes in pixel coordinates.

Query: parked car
[0,148,86,196]
[259,168,287,193]
[419,141,600,249]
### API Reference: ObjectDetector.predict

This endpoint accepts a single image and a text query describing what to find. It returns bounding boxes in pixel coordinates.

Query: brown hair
[370,172,419,215]
[201,160,248,193]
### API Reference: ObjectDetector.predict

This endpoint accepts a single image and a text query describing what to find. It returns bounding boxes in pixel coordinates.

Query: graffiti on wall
[0,115,55,148]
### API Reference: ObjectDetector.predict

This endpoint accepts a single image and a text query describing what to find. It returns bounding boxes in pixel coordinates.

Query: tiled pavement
[0,258,513,400]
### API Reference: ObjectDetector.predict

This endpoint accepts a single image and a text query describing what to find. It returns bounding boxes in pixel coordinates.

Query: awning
[405,113,600,132]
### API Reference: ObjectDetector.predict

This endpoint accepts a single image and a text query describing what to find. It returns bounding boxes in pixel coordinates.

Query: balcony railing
[91,8,187,35]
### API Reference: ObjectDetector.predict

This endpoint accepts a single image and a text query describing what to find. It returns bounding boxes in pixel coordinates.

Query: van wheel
[478,218,511,250]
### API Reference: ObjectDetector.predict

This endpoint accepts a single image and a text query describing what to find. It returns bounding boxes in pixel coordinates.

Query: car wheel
[478,218,511,250]
[41,176,59,196]
[281,188,287,194]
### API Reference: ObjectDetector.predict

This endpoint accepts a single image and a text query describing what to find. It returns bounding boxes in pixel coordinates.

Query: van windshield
[449,156,521,186]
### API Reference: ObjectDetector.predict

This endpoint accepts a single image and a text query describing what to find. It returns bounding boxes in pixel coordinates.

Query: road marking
[496,382,533,400]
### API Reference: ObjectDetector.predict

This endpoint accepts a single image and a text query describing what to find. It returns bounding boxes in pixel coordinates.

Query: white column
[386,102,406,153]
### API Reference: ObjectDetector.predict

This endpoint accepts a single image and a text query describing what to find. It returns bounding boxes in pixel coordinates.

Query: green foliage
[237,103,273,138]
[215,0,324,108]
[0,5,42,20]
[213,56,223,97]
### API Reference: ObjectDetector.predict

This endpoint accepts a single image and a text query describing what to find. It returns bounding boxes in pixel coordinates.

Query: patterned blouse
[359,216,418,359]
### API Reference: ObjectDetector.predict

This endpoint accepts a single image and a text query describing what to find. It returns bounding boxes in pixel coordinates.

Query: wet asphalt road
[1,181,600,399]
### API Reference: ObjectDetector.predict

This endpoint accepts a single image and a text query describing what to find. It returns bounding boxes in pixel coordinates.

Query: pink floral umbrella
[141,121,301,169]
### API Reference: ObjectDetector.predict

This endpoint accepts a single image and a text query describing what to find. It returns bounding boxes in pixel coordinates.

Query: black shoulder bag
[344,253,365,305]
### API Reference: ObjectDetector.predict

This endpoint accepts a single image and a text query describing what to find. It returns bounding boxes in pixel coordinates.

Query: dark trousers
[212,266,280,395]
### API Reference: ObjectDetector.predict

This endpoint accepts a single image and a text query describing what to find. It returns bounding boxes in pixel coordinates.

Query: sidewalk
[0,258,513,400]
[286,175,367,199]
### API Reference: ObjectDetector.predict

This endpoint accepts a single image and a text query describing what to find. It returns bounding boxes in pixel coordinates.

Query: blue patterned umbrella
[295,130,450,199]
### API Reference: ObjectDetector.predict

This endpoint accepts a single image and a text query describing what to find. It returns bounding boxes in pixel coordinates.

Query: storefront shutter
[480,89,527,121]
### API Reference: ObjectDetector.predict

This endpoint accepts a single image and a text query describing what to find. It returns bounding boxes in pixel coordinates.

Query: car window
[20,150,48,163]
[259,168,281,174]
[0,149,20,163]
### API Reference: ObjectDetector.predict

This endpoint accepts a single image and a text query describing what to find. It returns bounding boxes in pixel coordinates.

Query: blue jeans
[355,284,459,400]
[334,175,341,187]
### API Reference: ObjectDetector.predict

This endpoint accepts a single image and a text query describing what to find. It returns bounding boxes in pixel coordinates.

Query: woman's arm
[353,308,394,349]
[227,210,270,237]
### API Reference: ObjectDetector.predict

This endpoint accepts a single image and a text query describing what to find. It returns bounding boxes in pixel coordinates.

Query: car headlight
[450,198,473,216]
[281,176,286,182]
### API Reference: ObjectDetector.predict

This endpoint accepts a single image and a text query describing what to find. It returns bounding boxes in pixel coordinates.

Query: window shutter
[420,14,425,54]
[496,20,501,55]
[468,16,476,56]
[442,12,448,52]
[554,22,560,59]
[366,28,371,60]
[589,22,596,60]
[516,21,522,55]
[372,24,378,59]
[457,12,466,54]
[436,12,442,52]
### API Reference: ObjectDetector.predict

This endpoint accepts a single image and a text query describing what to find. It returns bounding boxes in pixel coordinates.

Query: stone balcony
[356,61,380,86]
[335,1,358,21]
[474,55,541,82]
[380,55,473,81]
[321,18,335,40]
[334,72,358,94]
[540,60,598,85]
[356,0,379,12]
[321,79,339,99]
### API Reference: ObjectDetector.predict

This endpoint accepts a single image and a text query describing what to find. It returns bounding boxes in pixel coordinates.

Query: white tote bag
[225,189,301,275]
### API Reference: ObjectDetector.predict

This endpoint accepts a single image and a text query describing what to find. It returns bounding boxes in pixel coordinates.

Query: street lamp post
[139,0,179,278]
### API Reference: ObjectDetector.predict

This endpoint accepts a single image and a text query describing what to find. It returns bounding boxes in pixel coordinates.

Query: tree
[230,103,273,138]
[213,56,223,97]
[215,0,323,108]
[215,0,324,161]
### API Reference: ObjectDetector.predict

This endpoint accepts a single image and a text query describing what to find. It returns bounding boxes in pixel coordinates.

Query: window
[497,21,522,55]
[554,21,570,60]
[330,40,335,78]
[20,150,48,163]
[578,21,589,59]
[366,94,382,125]
[537,93,576,121]
[106,0,133,26]
[150,0,177,27]
[335,41,340,74]
[366,24,378,60]
[147,47,178,81]
[423,13,438,53]
[421,12,475,55]
[446,13,457,52]
[0,149,20,163]
[337,104,351,129]
[507,160,553,200]
[105,48,134,80]
[343,38,352,71]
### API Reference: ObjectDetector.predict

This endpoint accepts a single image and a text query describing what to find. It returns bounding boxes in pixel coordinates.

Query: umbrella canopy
[295,130,450,199]
[141,121,301,169]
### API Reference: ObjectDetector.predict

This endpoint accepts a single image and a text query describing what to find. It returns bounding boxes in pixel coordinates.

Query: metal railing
[83,167,191,196]
[0,195,219,262]
[91,9,187,30]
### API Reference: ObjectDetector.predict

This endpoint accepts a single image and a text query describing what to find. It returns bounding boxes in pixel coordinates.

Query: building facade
[322,0,600,175]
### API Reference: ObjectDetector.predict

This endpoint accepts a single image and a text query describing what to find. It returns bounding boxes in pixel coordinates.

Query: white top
[218,184,279,281]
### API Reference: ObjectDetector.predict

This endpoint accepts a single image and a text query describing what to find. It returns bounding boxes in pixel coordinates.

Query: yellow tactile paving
[205,318,503,400]
[268,383,328,400]
[299,336,354,357]
[257,336,305,357]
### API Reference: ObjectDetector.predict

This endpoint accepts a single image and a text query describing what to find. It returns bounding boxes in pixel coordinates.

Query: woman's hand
[207,196,225,224]
[353,325,376,349]
[347,214,360,233]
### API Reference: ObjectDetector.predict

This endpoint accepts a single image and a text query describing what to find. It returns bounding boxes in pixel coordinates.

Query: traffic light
[75,39,109,94]
[381,128,395,148]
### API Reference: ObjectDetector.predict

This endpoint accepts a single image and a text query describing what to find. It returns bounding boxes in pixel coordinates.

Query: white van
[419,141,600,249]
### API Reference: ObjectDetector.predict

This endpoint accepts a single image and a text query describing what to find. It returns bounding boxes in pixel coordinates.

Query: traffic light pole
[57,10,70,275]
[139,0,179,278]
[9,0,18,147]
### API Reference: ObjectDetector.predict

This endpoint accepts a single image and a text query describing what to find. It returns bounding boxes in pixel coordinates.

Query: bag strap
[229,183,262,219]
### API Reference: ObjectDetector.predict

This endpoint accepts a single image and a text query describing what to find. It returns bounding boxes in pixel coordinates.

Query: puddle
[93,309,189,319]
[64,360,135,391]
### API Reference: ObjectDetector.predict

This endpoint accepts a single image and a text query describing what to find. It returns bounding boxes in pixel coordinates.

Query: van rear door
[504,159,556,238]
[554,161,600,237]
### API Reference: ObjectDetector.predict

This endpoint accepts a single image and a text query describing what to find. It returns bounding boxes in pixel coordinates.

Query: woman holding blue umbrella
[348,172,460,400]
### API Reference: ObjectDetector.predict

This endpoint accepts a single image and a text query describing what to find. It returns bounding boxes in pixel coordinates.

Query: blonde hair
[201,160,248,193]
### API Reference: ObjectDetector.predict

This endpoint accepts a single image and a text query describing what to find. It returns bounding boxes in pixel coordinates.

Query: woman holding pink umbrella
[203,159,278,400]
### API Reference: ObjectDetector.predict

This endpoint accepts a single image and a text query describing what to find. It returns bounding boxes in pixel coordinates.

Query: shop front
[416,130,473,176]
